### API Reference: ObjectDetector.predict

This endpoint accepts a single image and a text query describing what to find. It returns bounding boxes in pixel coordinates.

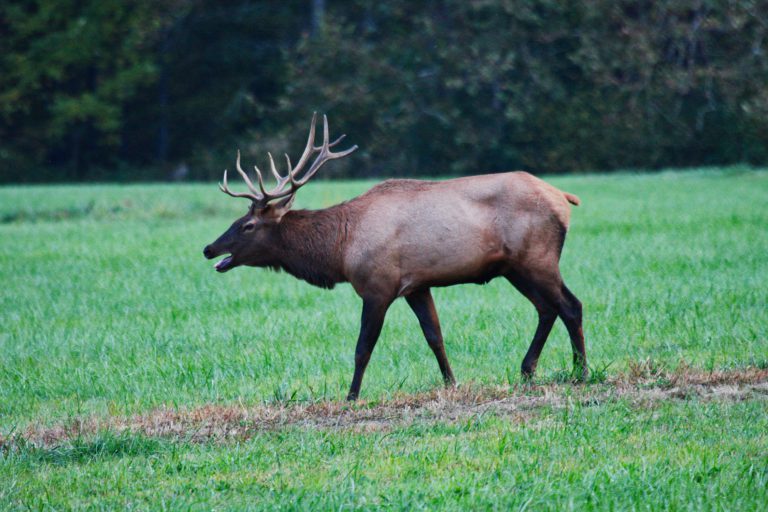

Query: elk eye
[242,223,256,233]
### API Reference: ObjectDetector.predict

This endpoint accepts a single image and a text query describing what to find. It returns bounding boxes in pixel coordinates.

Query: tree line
[2,0,767,183]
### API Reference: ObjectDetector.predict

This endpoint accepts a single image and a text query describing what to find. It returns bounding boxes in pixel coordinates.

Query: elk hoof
[521,365,536,381]
[573,367,589,383]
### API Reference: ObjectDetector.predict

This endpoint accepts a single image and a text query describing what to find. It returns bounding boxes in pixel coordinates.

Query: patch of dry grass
[2,366,766,450]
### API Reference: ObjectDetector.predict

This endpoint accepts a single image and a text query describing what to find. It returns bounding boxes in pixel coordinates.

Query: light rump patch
[2,367,767,449]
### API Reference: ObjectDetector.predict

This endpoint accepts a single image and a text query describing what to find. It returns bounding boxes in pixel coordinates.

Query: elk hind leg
[558,284,587,380]
[506,273,559,379]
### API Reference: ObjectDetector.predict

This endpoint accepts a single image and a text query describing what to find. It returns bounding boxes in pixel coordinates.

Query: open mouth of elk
[213,255,234,272]
[203,245,235,273]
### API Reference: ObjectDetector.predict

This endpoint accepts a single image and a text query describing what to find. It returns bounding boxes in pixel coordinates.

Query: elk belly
[395,240,504,295]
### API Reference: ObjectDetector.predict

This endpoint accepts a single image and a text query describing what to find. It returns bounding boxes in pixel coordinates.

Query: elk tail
[564,192,581,206]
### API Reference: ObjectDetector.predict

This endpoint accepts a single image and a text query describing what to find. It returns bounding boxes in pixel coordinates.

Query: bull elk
[203,114,587,400]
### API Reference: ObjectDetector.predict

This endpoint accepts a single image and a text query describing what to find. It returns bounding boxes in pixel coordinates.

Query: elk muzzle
[203,243,235,272]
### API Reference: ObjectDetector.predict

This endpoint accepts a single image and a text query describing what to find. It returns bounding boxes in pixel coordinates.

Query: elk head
[203,114,357,272]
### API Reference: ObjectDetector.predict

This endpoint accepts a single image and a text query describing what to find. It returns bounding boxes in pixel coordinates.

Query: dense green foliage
[1,169,767,508]
[2,1,768,182]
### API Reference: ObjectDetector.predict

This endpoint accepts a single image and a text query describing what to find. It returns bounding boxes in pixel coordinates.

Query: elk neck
[272,204,350,289]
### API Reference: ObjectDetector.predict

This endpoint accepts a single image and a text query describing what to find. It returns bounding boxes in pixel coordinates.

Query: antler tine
[252,163,272,198]
[267,152,283,183]
[251,152,295,202]
[292,115,331,184]
[294,116,357,188]
[293,143,359,186]
[287,113,320,181]
[293,115,358,186]
[285,153,298,187]
[328,133,346,148]
[234,150,264,199]
[322,118,357,158]
[322,114,330,149]
[219,169,262,201]
[217,113,355,205]
[331,143,358,158]
[319,115,351,156]
[218,169,230,194]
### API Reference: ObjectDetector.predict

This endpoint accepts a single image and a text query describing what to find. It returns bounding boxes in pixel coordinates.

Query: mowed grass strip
[3,366,767,448]
[0,168,767,508]
[1,397,766,510]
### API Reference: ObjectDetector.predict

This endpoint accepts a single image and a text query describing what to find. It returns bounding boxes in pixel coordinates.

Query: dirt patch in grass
[3,366,767,448]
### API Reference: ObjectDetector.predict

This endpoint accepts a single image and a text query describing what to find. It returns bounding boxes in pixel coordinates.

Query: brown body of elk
[203,115,587,400]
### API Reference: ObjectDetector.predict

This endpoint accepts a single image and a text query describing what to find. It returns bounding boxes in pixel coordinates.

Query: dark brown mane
[274,205,349,289]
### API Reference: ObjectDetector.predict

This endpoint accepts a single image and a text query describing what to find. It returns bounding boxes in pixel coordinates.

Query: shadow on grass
[0,201,96,224]
[2,431,166,466]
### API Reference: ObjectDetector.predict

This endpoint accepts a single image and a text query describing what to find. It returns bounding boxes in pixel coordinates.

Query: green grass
[1,167,767,509]
[4,400,767,510]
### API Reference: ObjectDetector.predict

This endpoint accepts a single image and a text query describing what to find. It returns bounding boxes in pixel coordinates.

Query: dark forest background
[2,0,767,183]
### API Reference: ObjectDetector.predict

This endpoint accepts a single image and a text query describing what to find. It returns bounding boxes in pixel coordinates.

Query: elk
[203,114,586,400]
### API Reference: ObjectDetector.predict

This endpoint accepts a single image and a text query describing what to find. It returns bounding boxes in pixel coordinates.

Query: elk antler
[219,113,357,207]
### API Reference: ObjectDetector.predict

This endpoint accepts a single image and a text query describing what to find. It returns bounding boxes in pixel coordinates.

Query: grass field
[1,167,767,509]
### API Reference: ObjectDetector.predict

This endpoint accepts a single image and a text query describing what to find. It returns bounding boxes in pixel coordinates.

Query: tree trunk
[311,0,325,36]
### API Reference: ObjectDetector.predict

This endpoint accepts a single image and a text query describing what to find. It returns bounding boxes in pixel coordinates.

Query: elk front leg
[346,298,392,400]
[405,289,456,386]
